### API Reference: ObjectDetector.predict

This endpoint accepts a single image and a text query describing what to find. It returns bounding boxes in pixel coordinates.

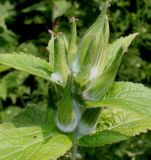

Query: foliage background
[0,0,151,159]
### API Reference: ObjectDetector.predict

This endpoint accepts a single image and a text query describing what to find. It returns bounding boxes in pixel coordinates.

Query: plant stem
[0,100,3,111]
[0,100,3,122]
[71,130,78,160]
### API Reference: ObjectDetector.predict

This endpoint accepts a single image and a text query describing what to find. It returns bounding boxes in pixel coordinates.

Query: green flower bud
[55,79,83,133]
[72,8,109,88]
[82,33,139,101]
[50,33,70,85]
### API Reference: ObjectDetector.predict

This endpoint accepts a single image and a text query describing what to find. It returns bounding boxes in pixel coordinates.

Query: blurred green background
[0,0,151,159]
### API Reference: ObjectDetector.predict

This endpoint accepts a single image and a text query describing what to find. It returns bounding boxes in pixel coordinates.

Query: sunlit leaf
[85,82,151,116]
[0,107,72,160]
[0,53,52,80]
[79,107,151,146]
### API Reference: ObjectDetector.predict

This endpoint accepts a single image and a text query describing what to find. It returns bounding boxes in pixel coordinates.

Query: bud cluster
[47,3,138,135]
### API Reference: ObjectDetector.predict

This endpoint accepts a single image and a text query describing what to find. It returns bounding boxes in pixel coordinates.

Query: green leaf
[0,64,11,73]
[0,81,7,100]
[79,107,151,146]
[22,2,48,13]
[2,71,28,88]
[106,33,139,70]
[52,0,71,20]
[0,106,22,123]
[0,1,14,31]
[0,107,72,160]
[0,53,52,80]
[85,82,151,116]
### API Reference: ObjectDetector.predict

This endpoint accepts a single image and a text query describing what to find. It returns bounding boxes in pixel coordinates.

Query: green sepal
[55,79,82,133]
[77,108,101,136]
[82,33,138,101]
[72,8,108,77]
[89,14,109,79]
[82,47,123,100]
[47,32,55,71]
[74,37,95,86]
[67,17,77,68]
[106,33,139,70]
[75,14,109,87]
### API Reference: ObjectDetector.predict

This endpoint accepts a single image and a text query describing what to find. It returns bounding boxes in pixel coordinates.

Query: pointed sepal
[82,33,138,101]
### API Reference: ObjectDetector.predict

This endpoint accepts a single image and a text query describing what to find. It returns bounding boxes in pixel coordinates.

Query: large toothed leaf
[85,82,151,116]
[0,53,52,80]
[0,107,72,160]
[79,107,151,146]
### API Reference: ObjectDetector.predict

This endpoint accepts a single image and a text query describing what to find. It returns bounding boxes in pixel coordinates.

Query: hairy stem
[0,100,2,122]
[71,130,78,160]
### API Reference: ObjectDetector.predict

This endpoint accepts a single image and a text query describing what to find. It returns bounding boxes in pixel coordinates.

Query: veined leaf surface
[79,107,151,146]
[0,53,52,80]
[0,107,72,160]
[85,82,151,116]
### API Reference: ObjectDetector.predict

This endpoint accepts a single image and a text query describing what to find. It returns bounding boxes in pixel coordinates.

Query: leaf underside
[0,53,52,80]
[0,107,72,160]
